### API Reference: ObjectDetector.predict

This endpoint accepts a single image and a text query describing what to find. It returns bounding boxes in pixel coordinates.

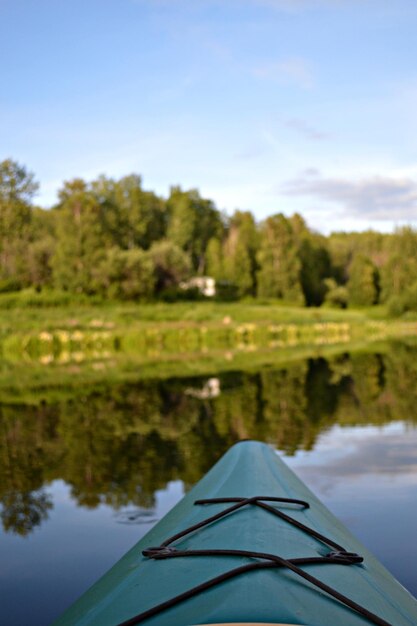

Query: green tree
[205,237,224,280]
[0,159,38,288]
[94,247,155,300]
[380,227,417,303]
[148,240,192,292]
[223,211,258,297]
[0,158,38,203]
[167,187,224,273]
[52,179,110,293]
[290,214,331,306]
[328,230,390,288]
[347,254,379,306]
[256,214,304,303]
[27,237,55,288]
[92,175,166,250]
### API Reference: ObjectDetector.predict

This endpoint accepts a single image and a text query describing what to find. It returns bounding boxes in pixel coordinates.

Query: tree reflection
[1,489,52,535]
[1,342,417,534]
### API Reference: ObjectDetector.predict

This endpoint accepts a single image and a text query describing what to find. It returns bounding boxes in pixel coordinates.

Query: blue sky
[2,0,417,232]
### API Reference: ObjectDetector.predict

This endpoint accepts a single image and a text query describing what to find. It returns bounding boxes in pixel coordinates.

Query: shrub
[322,279,348,309]
[387,280,417,316]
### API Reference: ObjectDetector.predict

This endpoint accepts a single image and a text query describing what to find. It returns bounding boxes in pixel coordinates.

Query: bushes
[94,248,155,301]
[0,288,103,309]
[387,281,417,316]
[147,240,191,293]
[215,280,239,302]
[322,279,348,309]
[0,278,22,294]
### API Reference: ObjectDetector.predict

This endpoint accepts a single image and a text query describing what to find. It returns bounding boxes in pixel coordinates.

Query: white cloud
[282,169,417,220]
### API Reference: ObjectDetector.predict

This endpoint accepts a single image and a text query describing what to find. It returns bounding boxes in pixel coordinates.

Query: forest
[1,158,416,315]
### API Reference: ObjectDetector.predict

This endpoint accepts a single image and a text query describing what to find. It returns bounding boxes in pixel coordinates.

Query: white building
[179,276,216,297]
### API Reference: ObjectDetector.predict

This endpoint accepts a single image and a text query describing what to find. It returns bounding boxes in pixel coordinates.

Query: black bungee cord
[116,496,393,626]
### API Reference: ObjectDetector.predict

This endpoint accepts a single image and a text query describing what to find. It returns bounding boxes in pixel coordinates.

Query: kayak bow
[53,441,417,626]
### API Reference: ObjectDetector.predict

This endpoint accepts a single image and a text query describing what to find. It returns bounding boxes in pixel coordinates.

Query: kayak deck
[53,441,417,626]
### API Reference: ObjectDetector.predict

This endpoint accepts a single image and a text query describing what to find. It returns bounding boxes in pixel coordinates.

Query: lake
[1,339,417,625]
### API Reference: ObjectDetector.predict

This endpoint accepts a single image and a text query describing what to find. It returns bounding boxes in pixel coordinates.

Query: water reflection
[1,489,53,535]
[2,341,417,625]
[289,422,417,488]
[1,342,417,536]
[284,423,417,595]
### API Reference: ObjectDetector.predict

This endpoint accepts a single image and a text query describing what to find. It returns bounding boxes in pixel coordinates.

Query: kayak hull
[53,441,417,626]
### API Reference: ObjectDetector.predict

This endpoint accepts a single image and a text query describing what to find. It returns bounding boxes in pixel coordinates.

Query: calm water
[1,343,417,625]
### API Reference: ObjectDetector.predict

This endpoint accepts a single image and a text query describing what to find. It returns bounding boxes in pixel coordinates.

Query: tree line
[1,158,415,312]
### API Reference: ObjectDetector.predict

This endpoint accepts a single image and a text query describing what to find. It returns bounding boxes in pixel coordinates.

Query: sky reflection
[283,422,417,596]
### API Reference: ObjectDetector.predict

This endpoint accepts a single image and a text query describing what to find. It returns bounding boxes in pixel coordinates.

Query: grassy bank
[1,297,415,363]
[0,296,416,404]
[0,299,403,360]
[0,292,390,334]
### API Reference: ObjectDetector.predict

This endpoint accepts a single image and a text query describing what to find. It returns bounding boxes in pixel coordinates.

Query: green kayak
[53,441,417,626]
